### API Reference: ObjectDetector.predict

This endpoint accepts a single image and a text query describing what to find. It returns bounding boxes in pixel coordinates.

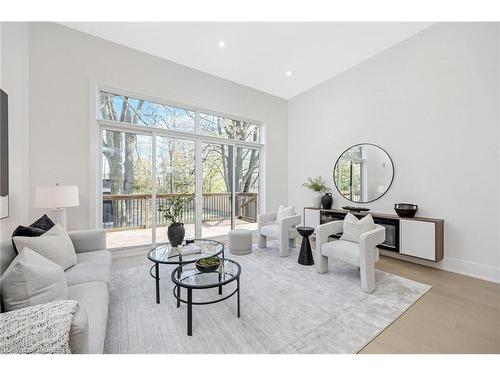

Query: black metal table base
[173,278,240,336]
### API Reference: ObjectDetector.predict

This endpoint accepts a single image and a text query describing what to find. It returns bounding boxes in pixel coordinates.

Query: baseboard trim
[439,257,500,284]
[380,250,500,284]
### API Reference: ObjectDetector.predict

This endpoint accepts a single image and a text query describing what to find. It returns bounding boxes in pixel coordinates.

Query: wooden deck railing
[102,192,258,231]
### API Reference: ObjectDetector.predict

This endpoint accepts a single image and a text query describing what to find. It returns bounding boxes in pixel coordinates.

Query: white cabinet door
[400,219,436,261]
[304,209,320,231]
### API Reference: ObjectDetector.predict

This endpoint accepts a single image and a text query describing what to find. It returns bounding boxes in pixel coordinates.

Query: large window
[98,89,263,249]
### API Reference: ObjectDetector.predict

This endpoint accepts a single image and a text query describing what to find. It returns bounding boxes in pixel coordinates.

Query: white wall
[288,23,500,282]
[0,23,30,248]
[29,23,288,230]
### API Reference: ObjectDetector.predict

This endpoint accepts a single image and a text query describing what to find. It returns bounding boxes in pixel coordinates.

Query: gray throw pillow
[0,247,67,312]
[13,224,77,270]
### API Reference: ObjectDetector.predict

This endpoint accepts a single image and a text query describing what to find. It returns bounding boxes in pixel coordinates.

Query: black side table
[297,226,315,265]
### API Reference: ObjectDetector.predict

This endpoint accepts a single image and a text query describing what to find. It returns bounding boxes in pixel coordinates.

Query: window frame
[93,84,265,250]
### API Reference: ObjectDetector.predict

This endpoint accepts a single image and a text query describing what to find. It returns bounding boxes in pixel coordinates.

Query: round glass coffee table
[148,239,224,304]
[171,259,241,336]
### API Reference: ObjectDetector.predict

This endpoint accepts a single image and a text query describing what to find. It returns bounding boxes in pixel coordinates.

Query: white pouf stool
[228,229,252,255]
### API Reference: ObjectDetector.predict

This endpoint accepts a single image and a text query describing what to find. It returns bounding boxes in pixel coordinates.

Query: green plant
[197,257,221,267]
[159,195,193,225]
[302,176,330,193]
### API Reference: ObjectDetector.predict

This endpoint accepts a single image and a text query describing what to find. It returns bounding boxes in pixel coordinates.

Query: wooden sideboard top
[304,207,444,223]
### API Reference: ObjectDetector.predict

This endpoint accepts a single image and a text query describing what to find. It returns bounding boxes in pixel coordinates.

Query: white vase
[312,193,322,208]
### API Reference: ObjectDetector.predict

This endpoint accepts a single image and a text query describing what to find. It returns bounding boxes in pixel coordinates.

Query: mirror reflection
[333,144,394,203]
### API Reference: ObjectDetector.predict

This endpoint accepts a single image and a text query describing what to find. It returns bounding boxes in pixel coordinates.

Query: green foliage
[302,176,330,193]
[159,195,193,224]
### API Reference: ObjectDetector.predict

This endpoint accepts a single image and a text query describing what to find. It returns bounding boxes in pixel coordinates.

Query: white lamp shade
[36,185,80,208]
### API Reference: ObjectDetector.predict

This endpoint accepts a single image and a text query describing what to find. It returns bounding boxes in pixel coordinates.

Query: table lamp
[35,184,79,229]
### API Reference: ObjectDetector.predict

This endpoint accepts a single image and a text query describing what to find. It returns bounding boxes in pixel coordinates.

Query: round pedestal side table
[297,226,315,266]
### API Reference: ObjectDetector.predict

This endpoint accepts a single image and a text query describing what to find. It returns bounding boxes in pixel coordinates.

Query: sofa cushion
[321,239,379,266]
[69,306,89,354]
[1,248,67,312]
[67,281,109,354]
[64,250,111,287]
[13,224,77,270]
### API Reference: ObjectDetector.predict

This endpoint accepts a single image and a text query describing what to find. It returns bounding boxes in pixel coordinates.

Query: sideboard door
[304,209,320,231]
[400,219,436,261]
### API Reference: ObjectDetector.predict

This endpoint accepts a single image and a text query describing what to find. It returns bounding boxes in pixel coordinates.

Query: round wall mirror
[333,143,394,203]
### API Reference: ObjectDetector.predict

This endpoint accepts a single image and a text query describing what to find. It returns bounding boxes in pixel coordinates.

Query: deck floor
[106,219,256,248]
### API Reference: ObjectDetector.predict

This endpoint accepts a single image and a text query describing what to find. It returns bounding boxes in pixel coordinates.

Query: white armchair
[258,211,301,257]
[315,220,385,294]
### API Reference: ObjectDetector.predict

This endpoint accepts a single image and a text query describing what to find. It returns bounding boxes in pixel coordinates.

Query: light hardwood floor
[359,255,500,353]
[112,237,500,354]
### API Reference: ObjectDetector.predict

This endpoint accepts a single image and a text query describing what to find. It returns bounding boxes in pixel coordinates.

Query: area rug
[104,243,430,353]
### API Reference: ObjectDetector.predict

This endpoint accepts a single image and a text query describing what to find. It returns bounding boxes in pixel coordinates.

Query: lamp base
[51,208,67,230]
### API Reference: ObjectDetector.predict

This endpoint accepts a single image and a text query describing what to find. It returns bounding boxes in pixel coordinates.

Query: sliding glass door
[234,146,260,231]
[201,143,233,238]
[155,136,196,243]
[102,130,153,248]
[98,89,263,248]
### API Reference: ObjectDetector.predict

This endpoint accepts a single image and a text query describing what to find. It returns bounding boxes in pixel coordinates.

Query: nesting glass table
[147,239,225,304]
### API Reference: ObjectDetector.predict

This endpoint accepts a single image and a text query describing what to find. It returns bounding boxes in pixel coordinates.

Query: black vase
[321,193,333,209]
[167,223,185,247]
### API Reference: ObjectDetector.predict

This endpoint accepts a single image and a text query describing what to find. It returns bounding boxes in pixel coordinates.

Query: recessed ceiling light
[286,71,293,77]
[218,40,226,48]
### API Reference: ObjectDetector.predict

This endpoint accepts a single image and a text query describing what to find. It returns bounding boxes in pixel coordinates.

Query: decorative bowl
[394,203,418,218]
[195,257,221,273]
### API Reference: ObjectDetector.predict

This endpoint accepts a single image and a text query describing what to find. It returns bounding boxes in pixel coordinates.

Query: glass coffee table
[171,259,241,336]
[147,239,224,304]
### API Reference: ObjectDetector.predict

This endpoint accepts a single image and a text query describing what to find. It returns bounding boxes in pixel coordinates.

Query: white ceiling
[61,22,433,99]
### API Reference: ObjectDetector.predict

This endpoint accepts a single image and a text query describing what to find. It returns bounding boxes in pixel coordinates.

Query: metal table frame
[171,259,241,336]
[147,239,225,304]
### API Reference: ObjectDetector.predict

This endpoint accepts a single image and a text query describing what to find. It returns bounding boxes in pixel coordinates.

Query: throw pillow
[0,247,67,312]
[11,214,55,253]
[30,214,56,231]
[276,205,295,223]
[0,300,79,354]
[13,224,77,270]
[340,213,375,243]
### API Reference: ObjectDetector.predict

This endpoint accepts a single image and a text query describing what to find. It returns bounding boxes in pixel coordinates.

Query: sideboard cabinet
[303,207,444,262]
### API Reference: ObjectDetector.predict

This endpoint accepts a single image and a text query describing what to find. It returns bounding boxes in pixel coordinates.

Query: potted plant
[302,177,330,208]
[159,195,193,247]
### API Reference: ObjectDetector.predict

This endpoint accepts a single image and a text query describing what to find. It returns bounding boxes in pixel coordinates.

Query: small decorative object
[394,203,418,218]
[195,257,221,273]
[159,194,193,247]
[342,206,370,212]
[185,239,195,245]
[302,176,330,208]
[321,192,333,209]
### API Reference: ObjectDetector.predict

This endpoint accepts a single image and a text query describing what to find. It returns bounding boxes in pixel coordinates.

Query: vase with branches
[159,195,193,247]
[302,177,330,208]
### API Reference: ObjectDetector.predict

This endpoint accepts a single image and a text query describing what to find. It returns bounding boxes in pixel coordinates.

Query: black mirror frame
[332,143,395,204]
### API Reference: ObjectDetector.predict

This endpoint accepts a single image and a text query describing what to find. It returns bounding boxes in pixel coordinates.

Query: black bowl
[394,203,418,218]
[195,257,221,273]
